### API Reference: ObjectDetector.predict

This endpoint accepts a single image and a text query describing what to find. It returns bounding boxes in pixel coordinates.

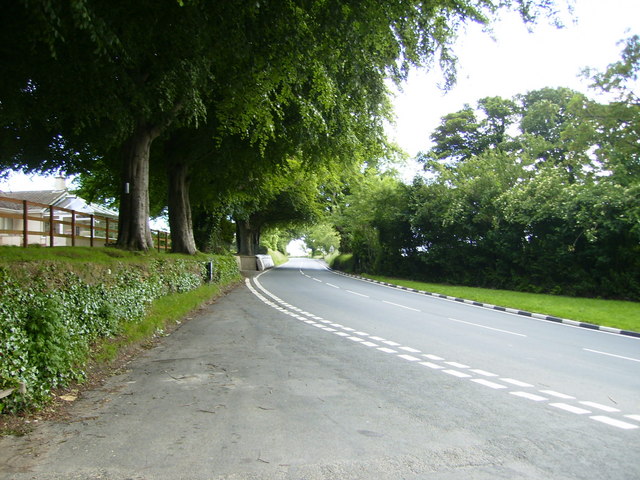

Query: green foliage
[0,252,240,413]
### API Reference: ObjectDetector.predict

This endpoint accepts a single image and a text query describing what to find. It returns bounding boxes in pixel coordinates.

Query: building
[0,178,119,247]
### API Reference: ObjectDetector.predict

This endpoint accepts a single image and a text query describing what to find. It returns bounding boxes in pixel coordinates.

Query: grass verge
[94,279,238,363]
[363,274,640,333]
[268,249,289,266]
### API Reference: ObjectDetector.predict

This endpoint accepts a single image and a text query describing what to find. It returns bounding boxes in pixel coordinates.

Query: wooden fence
[0,195,171,251]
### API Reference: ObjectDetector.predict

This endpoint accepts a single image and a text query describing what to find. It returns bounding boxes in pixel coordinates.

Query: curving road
[1,257,638,479]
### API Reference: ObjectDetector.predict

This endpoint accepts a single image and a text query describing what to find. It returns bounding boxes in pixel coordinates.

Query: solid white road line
[583,348,640,363]
[448,317,527,337]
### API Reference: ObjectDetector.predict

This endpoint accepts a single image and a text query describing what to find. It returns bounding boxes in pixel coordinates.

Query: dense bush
[0,254,239,413]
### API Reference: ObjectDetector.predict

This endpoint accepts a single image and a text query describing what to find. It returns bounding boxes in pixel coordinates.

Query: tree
[1,0,561,251]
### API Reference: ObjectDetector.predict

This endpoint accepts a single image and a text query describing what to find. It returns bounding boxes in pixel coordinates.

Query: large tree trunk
[116,124,159,251]
[236,217,261,256]
[167,159,197,254]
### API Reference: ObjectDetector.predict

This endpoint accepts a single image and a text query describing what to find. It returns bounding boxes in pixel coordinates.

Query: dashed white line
[540,390,575,400]
[445,361,470,369]
[312,278,322,283]
[378,347,397,354]
[550,403,591,415]
[583,348,640,363]
[399,346,421,353]
[326,283,340,289]
[501,378,534,388]
[448,317,527,337]
[423,354,444,361]
[353,331,369,336]
[398,354,421,362]
[346,290,369,298]
[382,300,420,312]
[590,416,639,430]
[579,401,620,413]
[420,361,444,369]
[334,332,349,337]
[369,336,386,342]
[470,369,498,377]
[348,336,364,342]
[471,379,507,390]
[510,391,548,402]
[443,369,472,378]
[382,340,401,346]
[625,414,640,422]
[361,341,379,347]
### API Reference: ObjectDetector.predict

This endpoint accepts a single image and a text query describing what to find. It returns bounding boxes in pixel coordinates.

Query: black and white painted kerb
[331,270,640,339]
[246,272,640,432]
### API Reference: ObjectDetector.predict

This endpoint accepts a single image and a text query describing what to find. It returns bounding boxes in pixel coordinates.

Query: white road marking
[326,283,340,289]
[579,401,620,413]
[583,348,640,363]
[501,378,534,388]
[590,416,639,430]
[423,354,444,361]
[420,362,444,369]
[312,278,322,283]
[550,403,591,415]
[382,300,420,312]
[353,331,369,336]
[510,391,547,402]
[448,317,527,337]
[471,379,507,390]
[346,289,369,298]
[398,354,421,362]
[470,369,498,377]
[399,346,421,353]
[248,274,638,432]
[445,361,469,369]
[443,369,471,378]
[540,390,575,400]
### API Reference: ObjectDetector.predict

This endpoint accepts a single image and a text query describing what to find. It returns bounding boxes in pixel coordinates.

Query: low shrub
[0,252,240,413]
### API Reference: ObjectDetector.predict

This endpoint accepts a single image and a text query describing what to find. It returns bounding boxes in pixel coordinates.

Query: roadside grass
[94,280,238,363]
[268,249,289,266]
[362,274,640,333]
[0,245,212,264]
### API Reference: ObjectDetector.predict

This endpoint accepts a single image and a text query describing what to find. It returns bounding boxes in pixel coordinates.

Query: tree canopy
[1,0,559,252]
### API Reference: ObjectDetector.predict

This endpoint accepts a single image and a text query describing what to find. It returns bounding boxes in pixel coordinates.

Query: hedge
[0,253,239,413]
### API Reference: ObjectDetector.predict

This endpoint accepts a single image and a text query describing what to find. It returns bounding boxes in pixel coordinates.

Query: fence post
[90,215,95,247]
[165,231,169,252]
[22,200,28,248]
[49,206,54,247]
[71,210,76,247]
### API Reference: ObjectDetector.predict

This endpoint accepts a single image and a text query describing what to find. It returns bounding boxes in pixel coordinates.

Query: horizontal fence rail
[0,196,170,250]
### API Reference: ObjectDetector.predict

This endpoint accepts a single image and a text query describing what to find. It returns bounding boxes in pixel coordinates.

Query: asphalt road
[1,258,639,479]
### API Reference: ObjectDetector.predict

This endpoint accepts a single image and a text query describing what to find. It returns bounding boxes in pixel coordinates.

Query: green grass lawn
[363,274,640,333]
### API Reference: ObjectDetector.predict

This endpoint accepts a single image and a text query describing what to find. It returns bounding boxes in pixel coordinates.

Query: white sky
[2,0,639,191]
[388,0,640,158]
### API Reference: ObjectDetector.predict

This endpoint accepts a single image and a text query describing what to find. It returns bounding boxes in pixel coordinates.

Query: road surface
[1,258,638,479]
